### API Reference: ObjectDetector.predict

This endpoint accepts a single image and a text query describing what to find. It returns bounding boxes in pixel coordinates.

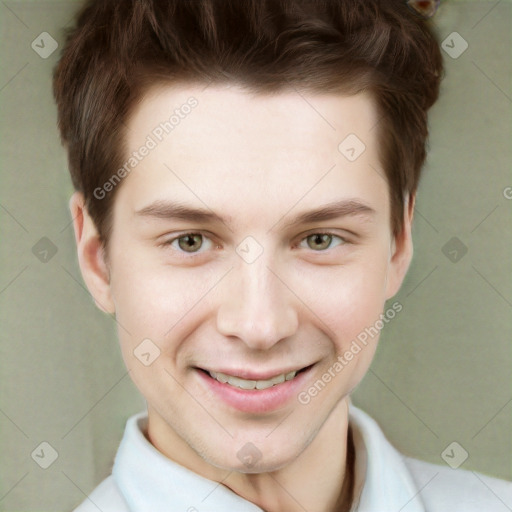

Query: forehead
[118,83,388,226]
[127,82,379,157]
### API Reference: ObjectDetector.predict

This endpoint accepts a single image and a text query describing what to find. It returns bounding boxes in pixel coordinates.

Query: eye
[162,232,214,254]
[161,231,348,257]
[299,232,347,251]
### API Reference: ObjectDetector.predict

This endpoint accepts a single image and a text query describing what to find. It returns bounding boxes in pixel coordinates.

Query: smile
[196,365,314,413]
[208,370,298,390]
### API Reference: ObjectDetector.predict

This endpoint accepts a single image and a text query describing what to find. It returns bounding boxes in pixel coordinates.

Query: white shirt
[74,406,512,511]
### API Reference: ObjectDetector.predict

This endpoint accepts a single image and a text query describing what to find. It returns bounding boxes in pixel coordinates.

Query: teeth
[230,376,257,390]
[208,370,298,390]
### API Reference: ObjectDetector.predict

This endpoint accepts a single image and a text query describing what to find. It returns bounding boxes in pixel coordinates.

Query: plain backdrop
[1,1,511,510]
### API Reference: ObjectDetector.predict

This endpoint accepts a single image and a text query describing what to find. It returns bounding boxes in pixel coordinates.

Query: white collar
[112,405,425,511]
[349,406,425,511]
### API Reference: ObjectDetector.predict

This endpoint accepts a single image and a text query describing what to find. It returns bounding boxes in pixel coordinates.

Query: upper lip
[198,364,312,381]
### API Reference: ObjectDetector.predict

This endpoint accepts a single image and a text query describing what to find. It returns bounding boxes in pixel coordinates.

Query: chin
[203,431,312,474]
[215,453,298,474]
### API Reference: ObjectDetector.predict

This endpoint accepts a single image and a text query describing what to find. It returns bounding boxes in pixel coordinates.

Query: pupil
[180,235,201,252]
[310,234,330,250]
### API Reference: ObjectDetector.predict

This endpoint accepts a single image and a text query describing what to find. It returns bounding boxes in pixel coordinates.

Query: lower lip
[196,367,313,414]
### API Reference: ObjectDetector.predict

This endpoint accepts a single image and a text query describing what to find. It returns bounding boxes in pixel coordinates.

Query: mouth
[202,366,312,391]
[195,363,315,413]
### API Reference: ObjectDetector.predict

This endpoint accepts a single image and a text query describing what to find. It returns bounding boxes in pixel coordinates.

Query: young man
[53,0,512,510]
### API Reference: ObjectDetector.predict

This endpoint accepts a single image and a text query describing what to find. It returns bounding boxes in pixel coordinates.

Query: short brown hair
[53,0,443,249]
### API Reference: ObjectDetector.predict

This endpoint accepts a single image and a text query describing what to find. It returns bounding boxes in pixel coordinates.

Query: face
[73,83,413,474]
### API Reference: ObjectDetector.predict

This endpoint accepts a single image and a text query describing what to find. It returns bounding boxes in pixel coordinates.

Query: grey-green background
[1,1,511,510]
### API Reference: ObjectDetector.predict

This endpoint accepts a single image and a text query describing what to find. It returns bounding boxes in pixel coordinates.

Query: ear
[69,191,115,314]
[385,193,415,299]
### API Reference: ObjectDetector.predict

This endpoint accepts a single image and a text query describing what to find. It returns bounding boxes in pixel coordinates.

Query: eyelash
[160,231,349,258]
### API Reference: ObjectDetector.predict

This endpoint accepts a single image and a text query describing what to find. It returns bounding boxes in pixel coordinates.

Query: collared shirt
[74,406,512,511]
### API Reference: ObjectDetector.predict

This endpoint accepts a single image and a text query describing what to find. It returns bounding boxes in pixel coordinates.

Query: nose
[216,252,299,350]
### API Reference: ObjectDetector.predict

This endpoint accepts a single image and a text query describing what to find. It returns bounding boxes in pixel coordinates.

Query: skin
[71,83,414,512]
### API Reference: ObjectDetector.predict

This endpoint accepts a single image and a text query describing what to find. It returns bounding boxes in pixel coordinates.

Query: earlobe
[69,192,115,314]
[385,194,415,299]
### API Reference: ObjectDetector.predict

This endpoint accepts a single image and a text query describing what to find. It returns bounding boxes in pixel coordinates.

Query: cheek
[108,259,216,400]
[109,252,213,349]
[295,256,390,399]
[302,253,390,346]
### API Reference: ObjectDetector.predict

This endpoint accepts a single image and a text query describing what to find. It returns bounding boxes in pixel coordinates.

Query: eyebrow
[280,199,376,229]
[135,200,228,225]
[134,198,376,229]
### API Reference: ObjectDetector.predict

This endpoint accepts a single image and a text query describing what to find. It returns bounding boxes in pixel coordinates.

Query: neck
[224,398,353,512]
[147,397,354,512]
